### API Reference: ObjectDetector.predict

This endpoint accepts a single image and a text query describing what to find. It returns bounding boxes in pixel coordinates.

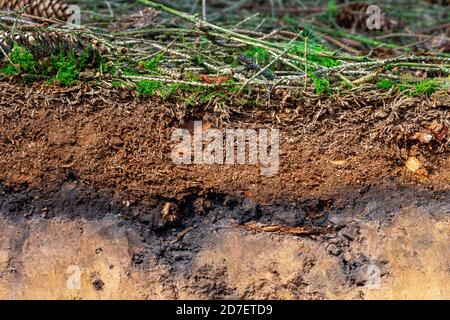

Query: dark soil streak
[1,181,448,263]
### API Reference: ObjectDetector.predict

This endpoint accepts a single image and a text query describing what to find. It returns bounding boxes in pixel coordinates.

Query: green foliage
[395,79,439,97]
[327,0,338,18]
[139,53,163,74]
[183,93,197,106]
[11,43,36,73]
[49,47,93,85]
[135,79,231,103]
[111,80,126,88]
[377,78,396,90]
[122,67,141,77]
[0,43,96,85]
[244,47,271,66]
[397,83,409,92]
[101,61,117,76]
[136,80,163,97]
[51,51,81,85]
[0,43,36,76]
[159,83,193,100]
[308,53,340,68]
[185,72,201,82]
[411,80,438,97]
[311,74,330,94]
[290,38,340,69]
[0,64,17,76]
[306,42,340,67]
[191,55,204,66]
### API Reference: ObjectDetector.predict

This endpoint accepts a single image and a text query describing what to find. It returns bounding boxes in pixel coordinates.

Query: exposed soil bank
[0,81,448,299]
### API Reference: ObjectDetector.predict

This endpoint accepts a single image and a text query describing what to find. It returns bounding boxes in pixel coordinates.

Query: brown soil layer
[0,81,448,205]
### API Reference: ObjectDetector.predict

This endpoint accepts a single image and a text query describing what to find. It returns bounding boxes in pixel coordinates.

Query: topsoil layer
[0,81,448,206]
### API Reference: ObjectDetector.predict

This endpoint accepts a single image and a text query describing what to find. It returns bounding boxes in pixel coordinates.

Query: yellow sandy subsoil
[0,205,448,300]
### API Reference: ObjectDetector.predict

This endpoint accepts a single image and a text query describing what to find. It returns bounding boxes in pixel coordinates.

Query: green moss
[377,78,396,90]
[111,80,122,88]
[111,80,131,89]
[0,43,97,85]
[0,43,36,76]
[51,51,80,85]
[308,53,340,68]
[191,55,204,66]
[244,47,271,67]
[183,94,197,105]
[0,64,17,76]
[327,0,338,18]
[101,61,117,77]
[49,47,95,85]
[139,53,163,74]
[394,79,440,97]
[159,83,184,100]
[10,43,36,73]
[136,79,163,97]
[311,75,330,94]
[185,72,201,82]
[290,40,340,69]
[397,83,410,92]
[411,80,439,97]
[122,68,141,77]
[308,42,340,67]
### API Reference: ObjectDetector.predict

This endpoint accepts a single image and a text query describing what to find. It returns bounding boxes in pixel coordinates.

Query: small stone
[411,131,433,144]
[330,160,347,167]
[161,202,178,223]
[90,272,104,291]
[343,251,352,262]
[340,225,359,240]
[405,157,428,177]
[327,244,342,256]
[328,237,341,245]
[79,69,96,80]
